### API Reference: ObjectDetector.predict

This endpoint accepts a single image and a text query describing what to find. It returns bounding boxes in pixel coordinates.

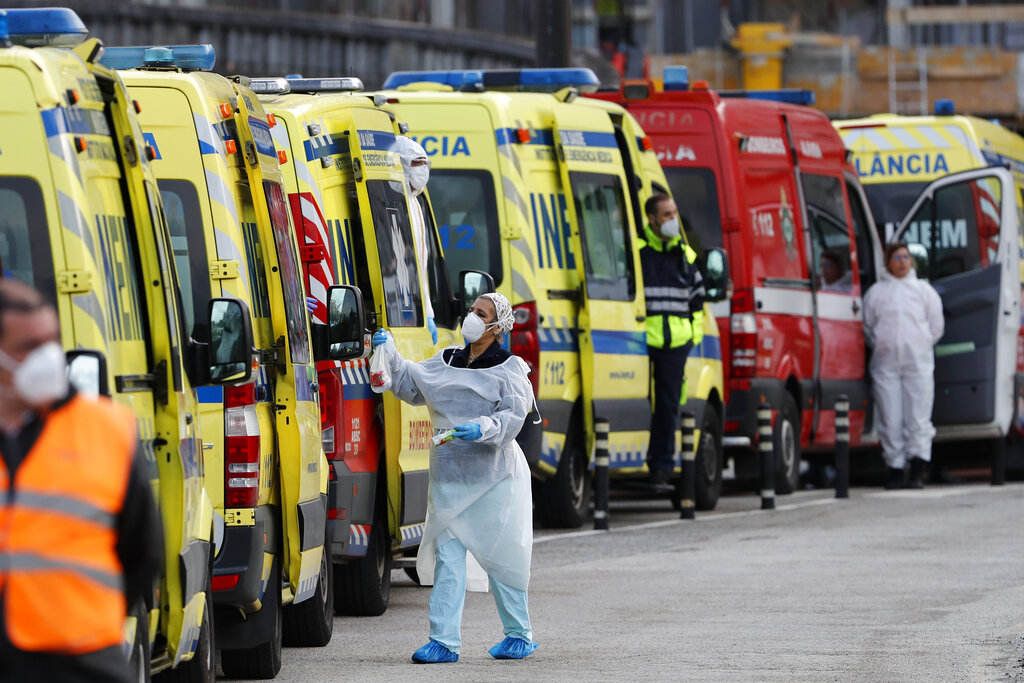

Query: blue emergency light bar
[2,7,88,47]
[250,76,364,94]
[934,99,955,115]
[663,66,689,91]
[0,11,8,46]
[99,44,216,71]
[718,88,816,106]
[382,68,600,93]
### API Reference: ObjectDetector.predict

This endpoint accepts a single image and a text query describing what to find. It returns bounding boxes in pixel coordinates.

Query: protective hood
[395,135,429,194]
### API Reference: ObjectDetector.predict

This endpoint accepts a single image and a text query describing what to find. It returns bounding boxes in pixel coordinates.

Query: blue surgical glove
[427,317,438,344]
[306,296,318,313]
[452,422,482,441]
[372,329,389,349]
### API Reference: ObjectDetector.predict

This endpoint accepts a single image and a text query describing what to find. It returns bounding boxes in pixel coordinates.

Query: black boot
[906,457,925,489]
[885,467,905,490]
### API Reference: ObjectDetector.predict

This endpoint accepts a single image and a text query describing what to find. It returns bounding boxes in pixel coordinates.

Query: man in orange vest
[0,280,162,682]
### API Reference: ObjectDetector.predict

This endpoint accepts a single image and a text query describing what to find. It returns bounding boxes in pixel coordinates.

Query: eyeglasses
[890,254,912,262]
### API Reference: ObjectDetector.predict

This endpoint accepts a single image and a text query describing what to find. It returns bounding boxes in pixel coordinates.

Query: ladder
[888,51,928,115]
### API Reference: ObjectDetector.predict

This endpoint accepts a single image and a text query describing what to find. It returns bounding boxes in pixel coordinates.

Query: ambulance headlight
[4,7,88,48]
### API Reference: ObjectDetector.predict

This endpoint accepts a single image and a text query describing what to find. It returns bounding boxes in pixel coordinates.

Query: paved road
[235,482,1024,681]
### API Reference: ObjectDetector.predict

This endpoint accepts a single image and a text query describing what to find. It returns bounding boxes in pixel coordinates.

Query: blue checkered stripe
[399,523,424,548]
[537,316,579,353]
[348,524,369,556]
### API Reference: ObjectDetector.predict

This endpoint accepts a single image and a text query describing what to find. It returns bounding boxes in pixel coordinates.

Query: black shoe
[885,467,905,490]
[648,470,674,491]
[906,458,925,489]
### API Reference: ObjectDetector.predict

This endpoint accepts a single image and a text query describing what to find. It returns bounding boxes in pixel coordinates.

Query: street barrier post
[679,411,696,520]
[835,395,849,499]
[758,403,775,510]
[594,418,610,530]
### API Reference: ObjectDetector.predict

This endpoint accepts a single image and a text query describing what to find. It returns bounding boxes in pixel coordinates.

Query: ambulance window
[569,171,635,301]
[899,176,997,281]
[662,168,722,251]
[803,174,853,293]
[846,180,877,289]
[862,182,928,244]
[427,169,502,288]
[0,178,55,302]
[264,180,311,364]
[366,179,422,327]
[159,179,211,340]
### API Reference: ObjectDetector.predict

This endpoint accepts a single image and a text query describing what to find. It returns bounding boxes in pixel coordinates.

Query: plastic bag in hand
[369,341,393,393]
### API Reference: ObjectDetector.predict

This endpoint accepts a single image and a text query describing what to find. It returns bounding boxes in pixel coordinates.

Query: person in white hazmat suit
[370,292,538,663]
[863,242,944,489]
[394,135,437,344]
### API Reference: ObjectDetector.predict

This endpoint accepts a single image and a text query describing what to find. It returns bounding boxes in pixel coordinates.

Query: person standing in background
[396,136,438,344]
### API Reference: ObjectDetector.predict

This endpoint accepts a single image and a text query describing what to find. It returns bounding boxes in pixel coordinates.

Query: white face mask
[408,164,430,192]
[461,312,496,344]
[0,341,69,407]
[658,217,680,239]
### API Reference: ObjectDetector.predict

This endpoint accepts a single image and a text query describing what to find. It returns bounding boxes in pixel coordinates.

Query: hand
[427,317,438,344]
[452,423,482,441]
[372,329,389,349]
[306,296,318,313]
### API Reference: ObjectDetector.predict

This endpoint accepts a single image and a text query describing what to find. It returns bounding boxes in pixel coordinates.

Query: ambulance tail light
[730,289,758,378]
[318,371,343,459]
[224,382,260,508]
[511,302,540,397]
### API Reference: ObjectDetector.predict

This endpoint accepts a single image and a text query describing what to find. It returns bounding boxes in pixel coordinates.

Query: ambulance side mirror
[702,248,730,302]
[458,270,495,313]
[207,298,254,384]
[66,350,109,398]
[325,284,367,361]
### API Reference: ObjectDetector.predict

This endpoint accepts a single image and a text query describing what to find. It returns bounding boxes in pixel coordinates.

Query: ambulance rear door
[894,166,1019,434]
[552,110,650,461]
[345,108,432,544]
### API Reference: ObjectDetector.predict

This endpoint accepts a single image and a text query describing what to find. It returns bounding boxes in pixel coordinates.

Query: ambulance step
[392,557,416,569]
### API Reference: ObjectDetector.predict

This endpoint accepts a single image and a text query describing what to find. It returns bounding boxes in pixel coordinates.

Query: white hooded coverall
[863,269,944,468]
[394,136,434,322]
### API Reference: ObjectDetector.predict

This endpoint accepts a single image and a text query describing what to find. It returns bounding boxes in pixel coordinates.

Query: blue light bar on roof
[382,68,600,93]
[99,44,216,71]
[934,99,955,115]
[663,66,689,91]
[4,7,88,47]
[250,78,292,95]
[0,11,9,46]
[285,77,364,93]
[718,88,816,106]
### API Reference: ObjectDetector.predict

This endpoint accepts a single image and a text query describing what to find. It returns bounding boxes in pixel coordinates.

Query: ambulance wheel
[774,393,801,495]
[155,575,214,683]
[695,407,724,511]
[332,512,391,616]
[128,597,151,683]
[536,428,590,529]
[282,524,334,646]
[220,558,283,680]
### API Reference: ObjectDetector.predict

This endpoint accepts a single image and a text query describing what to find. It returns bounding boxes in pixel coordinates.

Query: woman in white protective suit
[394,135,438,344]
[370,292,538,663]
[863,242,944,489]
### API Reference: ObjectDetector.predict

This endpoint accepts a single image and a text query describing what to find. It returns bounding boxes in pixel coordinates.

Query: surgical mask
[461,312,496,344]
[658,217,680,239]
[408,164,430,192]
[0,341,69,407]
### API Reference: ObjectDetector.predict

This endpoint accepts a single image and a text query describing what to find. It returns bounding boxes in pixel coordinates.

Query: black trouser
[647,342,693,474]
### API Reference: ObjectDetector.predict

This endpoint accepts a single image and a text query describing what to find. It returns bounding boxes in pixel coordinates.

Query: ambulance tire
[332,508,391,617]
[156,575,215,683]
[774,393,802,495]
[128,597,151,683]
[694,407,724,511]
[220,558,283,680]
[536,426,590,529]
[282,522,334,647]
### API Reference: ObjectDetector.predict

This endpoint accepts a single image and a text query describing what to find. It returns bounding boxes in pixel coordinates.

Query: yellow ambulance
[379,68,728,527]
[101,46,332,678]
[835,103,1024,472]
[252,76,465,614]
[0,9,215,679]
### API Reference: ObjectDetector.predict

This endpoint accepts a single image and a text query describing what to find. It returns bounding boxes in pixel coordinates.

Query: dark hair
[0,279,49,339]
[820,251,843,270]
[645,192,672,219]
[884,241,911,264]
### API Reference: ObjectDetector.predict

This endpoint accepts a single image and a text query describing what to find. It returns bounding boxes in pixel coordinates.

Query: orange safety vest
[0,394,137,654]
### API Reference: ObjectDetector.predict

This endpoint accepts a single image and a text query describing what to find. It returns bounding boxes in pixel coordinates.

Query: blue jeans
[428,533,532,653]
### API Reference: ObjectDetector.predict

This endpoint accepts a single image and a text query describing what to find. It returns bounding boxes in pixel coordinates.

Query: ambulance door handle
[184,412,193,426]
[636,315,646,322]
[851,299,860,315]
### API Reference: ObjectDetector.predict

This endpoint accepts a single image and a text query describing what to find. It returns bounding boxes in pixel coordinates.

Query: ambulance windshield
[862,182,928,245]
[0,178,56,303]
[427,169,503,288]
[365,179,423,327]
[663,168,723,252]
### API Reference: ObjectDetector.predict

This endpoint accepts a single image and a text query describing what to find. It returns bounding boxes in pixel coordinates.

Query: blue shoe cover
[411,641,458,663]
[488,636,539,659]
